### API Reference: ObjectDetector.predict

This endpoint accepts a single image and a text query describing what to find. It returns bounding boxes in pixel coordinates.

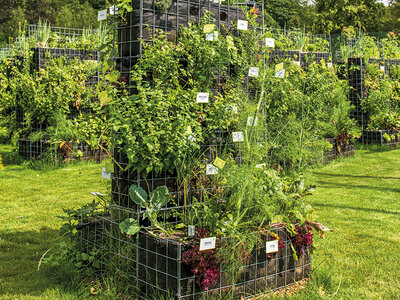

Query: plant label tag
[256,163,266,168]
[247,116,258,126]
[248,67,259,77]
[232,132,244,142]
[266,240,279,254]
[98,9,107,21]
[380,66,385,71]
[200,237,216,251]
[105,162,114,173]
[275,63,284,72]
[109,5,118,15]
[196,93,209,103]
[293,61,301,67]
[188,225,196,237]
[327,62,333,68]
[206,31,218,41]
[227,104,238,114]
[203,24,215,33]
[265,38,275,48]
[275,69,285,78]
[101,167,111,180]
[206,164,218,175]
[213,157,226,169]
[237,20,248,31]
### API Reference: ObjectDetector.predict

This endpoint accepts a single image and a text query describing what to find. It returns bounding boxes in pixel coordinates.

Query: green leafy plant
[129,185,171,234]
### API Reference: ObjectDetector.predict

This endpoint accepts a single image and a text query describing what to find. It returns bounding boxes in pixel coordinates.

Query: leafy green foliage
[119,218,140,236]
[128,185,171,233]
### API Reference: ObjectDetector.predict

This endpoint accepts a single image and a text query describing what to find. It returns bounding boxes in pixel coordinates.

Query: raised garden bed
[108,226,311,300]
[361,129,400,146]
[326,138,355,160]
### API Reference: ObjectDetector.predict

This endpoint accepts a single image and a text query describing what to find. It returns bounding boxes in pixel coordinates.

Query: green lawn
[0,145,109,299]
[0,144,399,299]
[304,146,400,299]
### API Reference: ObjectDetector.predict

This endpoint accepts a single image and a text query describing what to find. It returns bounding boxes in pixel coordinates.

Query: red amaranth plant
[182,228,221,291]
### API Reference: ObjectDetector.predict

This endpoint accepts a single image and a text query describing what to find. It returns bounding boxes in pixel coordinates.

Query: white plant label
[266,240,279,254]
[256,163,266,168]
[265,38,275,48]
[327,62,333,68]
[232,132,244,142]
[237,20,248,31]
[188,225,195,237]
[200,237,216,251]
[275,69,285,78]
[101,167,111,180]
[247,116,258,126]
[380,66,385,71]
[206,164,219,175]
[196,93,209,103]
[97,9,107,21]
[294,61,301,67]
[227,104,238,114]
[248,67,259,77]
[206,31,218,41]
[109,5,118,15]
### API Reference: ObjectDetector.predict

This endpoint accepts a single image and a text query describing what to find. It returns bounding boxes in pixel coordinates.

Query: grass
[0,144,399,299]
[0,144,109,299]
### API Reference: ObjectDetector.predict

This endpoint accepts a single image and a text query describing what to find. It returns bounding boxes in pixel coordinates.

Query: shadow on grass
[316,180,400,194]
[0,226,82,298]
[313,172,400,180]
[314,203,400,216]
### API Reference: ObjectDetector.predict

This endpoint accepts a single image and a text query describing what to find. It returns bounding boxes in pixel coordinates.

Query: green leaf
[119,218,141,236]
[150,186,170,210]
[99,91,112,107]
[129,185,148,207]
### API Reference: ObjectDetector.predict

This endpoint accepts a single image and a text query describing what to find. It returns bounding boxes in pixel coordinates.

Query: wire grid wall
[362,129,400,146]
[114,0,264,88]
[97,222,311,300]
[346,57,400,143]
[27,24,98,39]
[31,47,100,70]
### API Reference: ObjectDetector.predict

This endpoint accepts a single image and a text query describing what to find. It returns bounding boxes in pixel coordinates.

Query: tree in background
[264,0,315,30]
[383,0,400,31]
[312,0,386,33]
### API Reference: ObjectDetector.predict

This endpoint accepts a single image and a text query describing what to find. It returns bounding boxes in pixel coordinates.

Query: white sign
[247,116,258,126]
[97,9,107,21]
[265,38,275,48]
[266,240,279,254]
[101,167,111,180]
[380,66,385,72]
[294,61,301,67]
[200,237,216,251]
[232,132,244,142]
[248,67,259,77]
[237,20,248,31]
[196,93,209,103]
[206,31,218,41]
[275,69,285,78]
[188,225,195,237]
[206,164,218,175]
[227,104,238,114]
[109,5,118,15]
